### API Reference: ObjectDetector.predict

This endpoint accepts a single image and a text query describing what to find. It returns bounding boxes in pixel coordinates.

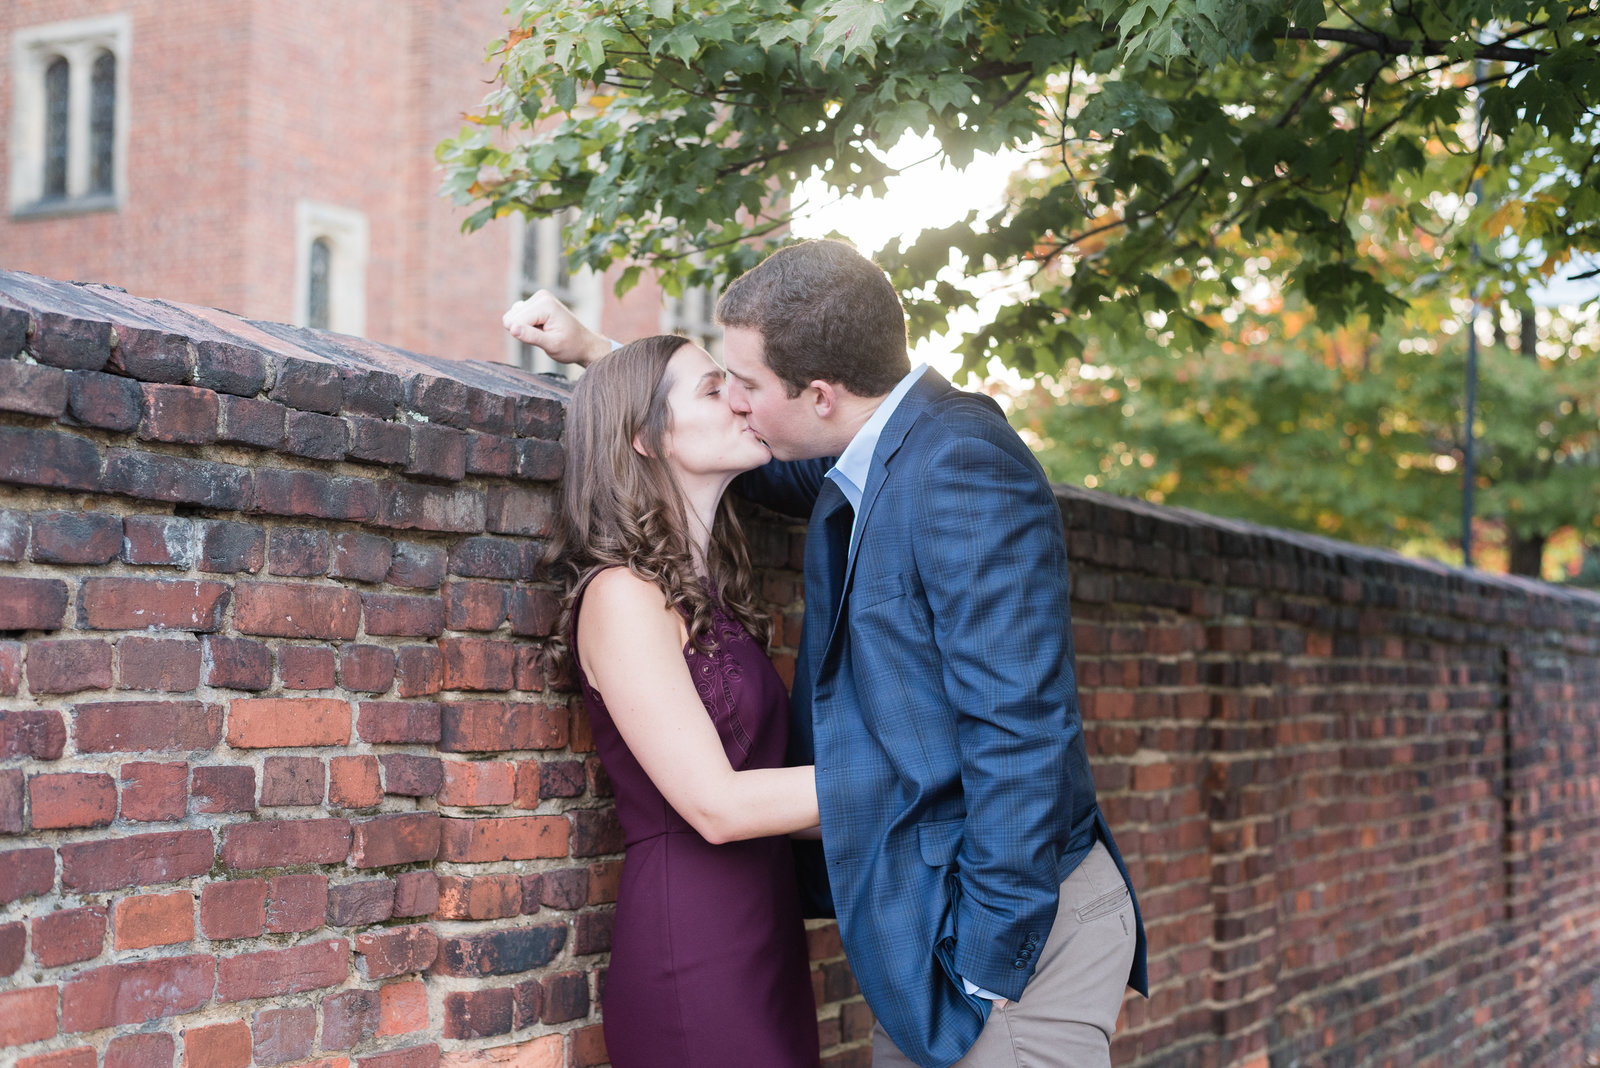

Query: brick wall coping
[3,265,1595,630]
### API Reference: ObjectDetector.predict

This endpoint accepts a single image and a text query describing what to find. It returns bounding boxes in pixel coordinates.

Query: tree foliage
[440,0,1600,370]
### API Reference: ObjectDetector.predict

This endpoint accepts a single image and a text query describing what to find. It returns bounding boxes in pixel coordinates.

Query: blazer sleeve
[911,430,1084,1000]
[732,456,836,519]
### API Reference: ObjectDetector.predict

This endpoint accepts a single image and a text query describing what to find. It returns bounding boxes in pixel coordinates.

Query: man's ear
[808,380,837,419]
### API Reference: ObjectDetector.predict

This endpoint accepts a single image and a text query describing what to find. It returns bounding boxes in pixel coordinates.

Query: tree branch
[1281,25,1552,65]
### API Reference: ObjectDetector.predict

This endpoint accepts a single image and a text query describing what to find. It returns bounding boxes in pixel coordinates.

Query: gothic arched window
[90,51,117,195]
[43,57,69,200]
[307,238,333,330]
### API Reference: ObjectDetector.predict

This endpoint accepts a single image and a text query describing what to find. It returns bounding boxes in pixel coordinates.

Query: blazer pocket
[851,572,909,611]
[918,817,964,868]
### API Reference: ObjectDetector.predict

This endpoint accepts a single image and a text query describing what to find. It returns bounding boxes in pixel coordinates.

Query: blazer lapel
[820,367,951,661]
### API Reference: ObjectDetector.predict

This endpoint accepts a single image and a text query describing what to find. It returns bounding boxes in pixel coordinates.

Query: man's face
[721,326,832,461]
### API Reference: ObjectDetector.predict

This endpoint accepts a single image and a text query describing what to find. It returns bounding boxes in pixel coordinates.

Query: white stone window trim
[509,208,602,379]
[9,12,132,217]
[293,200,369,337]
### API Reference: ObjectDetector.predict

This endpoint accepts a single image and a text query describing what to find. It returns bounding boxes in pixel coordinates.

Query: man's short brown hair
[715,240,911,398]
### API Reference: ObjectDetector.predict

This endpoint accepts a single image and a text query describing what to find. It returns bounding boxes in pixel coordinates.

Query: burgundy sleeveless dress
[572,576,820,1068]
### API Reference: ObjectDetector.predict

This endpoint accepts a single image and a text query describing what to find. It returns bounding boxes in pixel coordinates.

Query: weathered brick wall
[2,268,1598,1068]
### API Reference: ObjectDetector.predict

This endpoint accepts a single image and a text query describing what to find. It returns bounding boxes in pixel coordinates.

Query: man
[506,239,1147,1068]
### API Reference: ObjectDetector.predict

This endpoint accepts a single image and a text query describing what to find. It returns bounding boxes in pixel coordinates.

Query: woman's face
[657,344,772,481]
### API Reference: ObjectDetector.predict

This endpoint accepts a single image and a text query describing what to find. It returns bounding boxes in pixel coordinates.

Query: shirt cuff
[962,976,1004,1000]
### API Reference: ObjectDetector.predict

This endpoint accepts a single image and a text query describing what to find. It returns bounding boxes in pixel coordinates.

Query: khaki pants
[873,841,1138,1068]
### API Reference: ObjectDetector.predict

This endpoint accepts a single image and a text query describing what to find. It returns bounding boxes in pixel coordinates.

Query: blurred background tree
[441,0,1600,578]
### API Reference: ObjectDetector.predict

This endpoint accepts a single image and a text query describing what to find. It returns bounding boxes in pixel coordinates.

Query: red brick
[30,772,117,829]
[537,759,585,799]
[28,511,122,564]
[322,988,380,1051]
[378,483,485,534]
[60,954,214,1031]
[217,939,349,1001]
[432,924,567,979]
[0,426,100,492]
[104,1032,175,1068]
[355,925,439,979]
[227,697,350,748]
[140,383,219,444]
[465,431,517,476]
[574,909,612,955]
[0,359,68,415]
[376,979,428,1037]
[539,868,586,910]
[196,520,266,574]
[0,510,22,561]
[260,755,326,805]
[395,645,443,697]
[120,515,194,567]
[220,818,350,871]
[439,817,569,863]
[201,636,270,690]
[348,415,411,466]
[268,528,330,577]
[328,531,394,583]
[253,1004,316,1065]
[570,1024,608,1068]
[350,813,441,869]
[0,920,23,975]
[512,762,540,809]
[1,708,66,759]
[191,765,255,813]
[113,891,194,950]
[180,1020,251,1068]
[540,970,589,1023]
[0,641,20,695]
[362,593,445,637]
[234,582,360,639]
[356,701,441,743]
[74,700,222,753]
[379,754,442,798]
[32,906,107,967]
[570,809,623,857]
[407,423,466,480]
[439,761,516,807]
[267,873,329,934]
[17,1047,95,1068]
[200,880,267,940]
[393,872,439,918]
[118,637,203,692]
[340,644,396,693]
[511,979,543,1031]
[0,985,58,1046]
[60,830,214,893]
[357,1046,440,1068]
[120,761,188,822]
[217,394,286,448]
[26,639,114,694]
[78,577,230,631]
[102,449,251,510]
[0,847,55,905]
[329,755,383,808]
[386,542,447,589]
[269,359,342,413]
[284,410,349,461]
[444,581,511,631]
[327,879,395,927]
[436,874,522,921]
[0,576,69,631]
[440,638,517,691]
[440,701,568,753]
[278,644,337,689]
[509,585,562,637]
[250,468,378,523]
[66,370,139,433]
[443,987,513,1040]
[486,485,556,537]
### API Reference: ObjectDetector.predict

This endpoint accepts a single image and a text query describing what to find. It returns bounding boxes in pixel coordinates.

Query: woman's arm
[577,568,819,844]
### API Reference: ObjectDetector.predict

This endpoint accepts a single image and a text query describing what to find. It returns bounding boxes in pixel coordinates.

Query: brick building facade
[1,0,683,371]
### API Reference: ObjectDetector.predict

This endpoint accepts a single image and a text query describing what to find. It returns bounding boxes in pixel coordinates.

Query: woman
[546,334,822,1068]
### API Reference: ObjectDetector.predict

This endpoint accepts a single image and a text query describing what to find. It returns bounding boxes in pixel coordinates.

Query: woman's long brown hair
[543,335,771,663]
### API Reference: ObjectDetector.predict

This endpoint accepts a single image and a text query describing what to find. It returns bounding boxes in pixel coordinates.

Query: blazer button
[1013,959,1027,968]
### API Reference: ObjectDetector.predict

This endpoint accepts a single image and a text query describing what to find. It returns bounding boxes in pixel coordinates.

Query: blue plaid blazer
[740,369,1148,1068]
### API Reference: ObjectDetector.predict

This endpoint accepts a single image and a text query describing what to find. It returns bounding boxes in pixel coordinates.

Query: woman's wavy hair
[544,334,771,662]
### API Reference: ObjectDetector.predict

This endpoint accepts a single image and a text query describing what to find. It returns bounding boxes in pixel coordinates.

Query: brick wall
[1,268,1598,1068]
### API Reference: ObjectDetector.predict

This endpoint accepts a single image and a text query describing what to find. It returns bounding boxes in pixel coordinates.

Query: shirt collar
[825,363,927,510]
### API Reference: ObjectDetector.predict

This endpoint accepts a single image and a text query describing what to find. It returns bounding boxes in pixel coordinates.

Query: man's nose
[727,381,750,413]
